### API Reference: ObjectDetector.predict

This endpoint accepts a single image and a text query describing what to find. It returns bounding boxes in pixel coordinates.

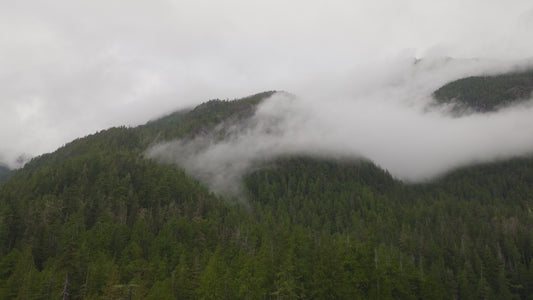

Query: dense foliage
[433,70,533,112]
[0,91,532,299]
[0,165,11,184]
[138,91,276,144]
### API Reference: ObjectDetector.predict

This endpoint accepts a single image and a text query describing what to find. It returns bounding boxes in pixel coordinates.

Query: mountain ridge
[0,85,532,298]
[433,69,533,113]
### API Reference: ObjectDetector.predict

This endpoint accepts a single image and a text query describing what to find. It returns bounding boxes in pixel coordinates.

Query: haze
[2,0,533,170]
[147,58,533,195]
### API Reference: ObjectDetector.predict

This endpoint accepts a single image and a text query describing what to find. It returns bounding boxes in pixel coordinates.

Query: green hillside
[433,70,533,112]
[138,91,276,144]
[1,91,532,299]
[0,165,10,184]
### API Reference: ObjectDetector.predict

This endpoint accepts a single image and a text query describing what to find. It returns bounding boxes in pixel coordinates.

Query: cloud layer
[148,58,533,196]
[2,0,533,167]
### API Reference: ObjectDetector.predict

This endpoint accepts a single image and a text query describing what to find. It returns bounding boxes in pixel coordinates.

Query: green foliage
[433,70,533,112]
[0,91,532,299]
[137,91,277,144]
[0,165,11,184]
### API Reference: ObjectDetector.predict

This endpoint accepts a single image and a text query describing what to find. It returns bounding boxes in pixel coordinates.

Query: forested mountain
[433,70,533,112]
[0,165,11,184]
[0,88,532,299]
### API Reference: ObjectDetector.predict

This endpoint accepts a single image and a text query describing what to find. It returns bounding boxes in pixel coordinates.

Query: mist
[147,57,533,196]
[2,0,533,168]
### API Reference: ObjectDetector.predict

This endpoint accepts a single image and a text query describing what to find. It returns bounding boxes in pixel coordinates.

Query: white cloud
[148,58,533,195]
[1,0,533,167]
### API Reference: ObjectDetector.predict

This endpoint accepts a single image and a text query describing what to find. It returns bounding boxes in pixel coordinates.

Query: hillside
[433,70,533,112]
[138,91,277,144]
[0,165,10,183]
[0,91,532,299]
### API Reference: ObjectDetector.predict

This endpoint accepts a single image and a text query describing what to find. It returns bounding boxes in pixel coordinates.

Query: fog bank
[148,58,533,195]
[2,0,533,168]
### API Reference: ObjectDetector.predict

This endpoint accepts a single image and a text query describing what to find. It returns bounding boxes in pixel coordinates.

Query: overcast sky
[2,0,533,167]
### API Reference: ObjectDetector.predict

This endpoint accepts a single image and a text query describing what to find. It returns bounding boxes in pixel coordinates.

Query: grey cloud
[1,0,533,168]
[148,59,533,196]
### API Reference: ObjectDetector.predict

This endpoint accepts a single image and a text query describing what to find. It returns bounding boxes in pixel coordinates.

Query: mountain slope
[433,70,533,112]
[138,91,276,144]
[0,165,10,184]
[0,90,532,299]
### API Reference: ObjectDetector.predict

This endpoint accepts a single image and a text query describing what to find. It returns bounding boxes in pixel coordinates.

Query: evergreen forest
[433,70,533,112]
[1,82,533,299]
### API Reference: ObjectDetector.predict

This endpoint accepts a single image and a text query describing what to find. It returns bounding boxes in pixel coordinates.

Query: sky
[2,0,533,169]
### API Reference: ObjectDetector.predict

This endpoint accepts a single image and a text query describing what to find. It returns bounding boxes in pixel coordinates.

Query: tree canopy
[433,70,533,112]
[1,90,532,299]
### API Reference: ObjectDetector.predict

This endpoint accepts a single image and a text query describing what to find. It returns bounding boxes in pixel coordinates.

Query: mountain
[0,165,10,183]
[0,89,532,299]
[433,69,533,112]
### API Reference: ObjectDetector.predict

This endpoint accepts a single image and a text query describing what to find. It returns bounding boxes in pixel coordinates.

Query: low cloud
[148,58,533,196]
[2,0,533,168]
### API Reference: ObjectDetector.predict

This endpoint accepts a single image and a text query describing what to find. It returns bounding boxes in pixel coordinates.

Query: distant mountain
[0,90,532,298]
[0,165,10,183]
[433,70,533,112]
